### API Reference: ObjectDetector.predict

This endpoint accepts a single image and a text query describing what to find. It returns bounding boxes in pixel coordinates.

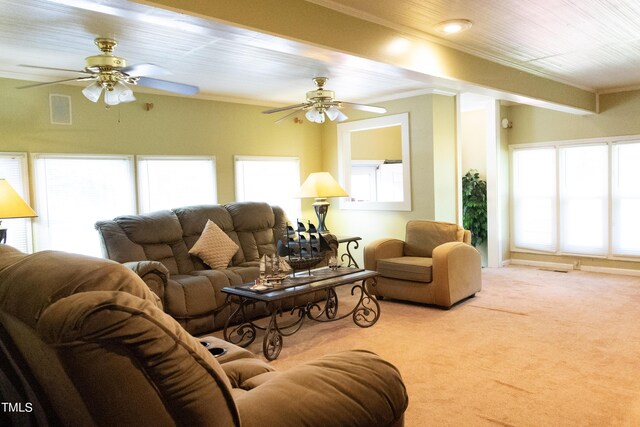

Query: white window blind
[512,148,557,252]
[612,141,640,256]
[137,156,217,213]
[559,144,608,255]
[33,154,135,256]
[234,156,301,220]
[0,153,32,253]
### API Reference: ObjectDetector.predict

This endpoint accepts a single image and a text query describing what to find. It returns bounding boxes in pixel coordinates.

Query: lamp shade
[297,172,348,199]
[0,179,37,219]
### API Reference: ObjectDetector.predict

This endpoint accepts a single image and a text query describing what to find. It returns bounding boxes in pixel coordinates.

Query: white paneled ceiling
[1,0,639,109]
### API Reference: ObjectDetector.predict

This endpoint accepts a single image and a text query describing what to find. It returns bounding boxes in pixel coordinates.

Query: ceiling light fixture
[435,19,473,35]
[263,77,386,124]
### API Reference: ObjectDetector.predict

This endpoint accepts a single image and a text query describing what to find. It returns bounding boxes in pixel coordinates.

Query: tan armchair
[364,220,481,308]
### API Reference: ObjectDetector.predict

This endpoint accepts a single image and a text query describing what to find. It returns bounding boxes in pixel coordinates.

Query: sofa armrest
[123,261,169,305]
[234,349,407,427]
[431,242,482,307]
[364,238,405,270]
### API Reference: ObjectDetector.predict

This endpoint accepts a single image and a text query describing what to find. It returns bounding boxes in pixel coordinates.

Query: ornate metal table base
[224,276,379,361]
[336,236,362,268]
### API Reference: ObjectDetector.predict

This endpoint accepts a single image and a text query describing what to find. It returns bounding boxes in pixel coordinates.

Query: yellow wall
[350,126,402,160]
[461,109,487,178]
[508,90,640,144]
[0,78,322,205]
[321,94,458,266]
[504,89,640,271]
[432,95,457,223]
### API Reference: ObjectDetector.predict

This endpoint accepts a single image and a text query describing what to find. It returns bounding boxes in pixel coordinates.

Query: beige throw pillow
[189,220,239,269]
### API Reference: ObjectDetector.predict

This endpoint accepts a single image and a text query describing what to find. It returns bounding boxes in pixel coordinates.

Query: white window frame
[32,153,136,256]
[511,147,557,253]
[136,155,217,213]
[611,140,640,258]
[0,152,33,253]
[510,134,640,261]
[234,155,301,220]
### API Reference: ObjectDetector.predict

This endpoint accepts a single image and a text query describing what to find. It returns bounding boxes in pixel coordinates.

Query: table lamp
[0,179,37,244]
[297,172,348,233]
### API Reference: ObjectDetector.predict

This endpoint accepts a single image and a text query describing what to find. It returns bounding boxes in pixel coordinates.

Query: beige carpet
[215,266,640,426]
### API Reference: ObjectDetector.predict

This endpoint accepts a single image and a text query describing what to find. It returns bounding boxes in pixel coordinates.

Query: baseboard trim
[581,265,640,277]
[509,259,573,271]
[508,259,640,276]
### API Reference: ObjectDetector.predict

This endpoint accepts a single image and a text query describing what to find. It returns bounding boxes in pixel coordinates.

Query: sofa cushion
[226,202,278,262]
[404,220,459,257]
[110,210,194,275]
[189,220,239,269]
[173,205,246,267]
[377,256,433,283]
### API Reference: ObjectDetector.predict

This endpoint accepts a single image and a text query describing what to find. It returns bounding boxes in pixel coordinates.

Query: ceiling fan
[262,77,386,124]
[17,37,198,106]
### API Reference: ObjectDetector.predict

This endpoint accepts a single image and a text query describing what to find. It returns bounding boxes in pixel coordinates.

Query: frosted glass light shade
[82,82,103,103]
[104,82,136,105]
[326,106,348,122]
[305,108,325,123]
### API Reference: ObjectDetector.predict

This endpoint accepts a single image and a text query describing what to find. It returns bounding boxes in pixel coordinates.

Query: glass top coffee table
[222,267,380,360]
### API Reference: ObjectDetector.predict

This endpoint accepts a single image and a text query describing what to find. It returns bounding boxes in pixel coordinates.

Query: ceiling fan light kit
[262,76,387,124]
[18,37,198,106]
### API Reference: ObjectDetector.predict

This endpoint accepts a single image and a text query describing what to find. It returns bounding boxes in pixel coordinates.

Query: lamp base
[0,228,6,244]
[312,198,330,233]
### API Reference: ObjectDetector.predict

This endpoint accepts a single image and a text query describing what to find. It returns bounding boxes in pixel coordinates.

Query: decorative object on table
[328,255,341,270]
[257,254,292,287]
[0,179,37,244]
[278,219,329,275]
[297,172,348,233]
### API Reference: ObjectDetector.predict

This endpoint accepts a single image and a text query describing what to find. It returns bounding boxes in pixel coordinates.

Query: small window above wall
[234,156,301,220]
[338,113,411,211]
[137,156,217,213]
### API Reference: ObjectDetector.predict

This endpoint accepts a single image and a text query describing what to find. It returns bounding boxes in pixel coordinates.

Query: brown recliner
[0,245,407,426]
[364,220,481,308]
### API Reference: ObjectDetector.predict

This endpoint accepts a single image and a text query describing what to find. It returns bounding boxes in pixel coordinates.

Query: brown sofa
[95,202,335,335]
[0,245,408,426]
[364,220,482,308]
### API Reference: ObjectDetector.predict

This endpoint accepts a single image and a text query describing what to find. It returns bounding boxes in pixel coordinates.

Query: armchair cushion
[377,257,433,283]
[404,220,459,257]
[189,220,239,269]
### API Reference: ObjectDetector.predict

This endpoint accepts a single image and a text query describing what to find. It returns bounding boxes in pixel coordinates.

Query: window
[33,154,136,257]
[137,156,217,213]
[0,153,33,253]
[512,148,556,252]
[512,138,640,259]
[612,141,640,256]
[350,161,404,203]
[559,144,608,255]
[234,156,301,220]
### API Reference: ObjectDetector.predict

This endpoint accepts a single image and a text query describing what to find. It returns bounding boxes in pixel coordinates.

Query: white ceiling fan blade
[19,64,93,74]
[262,103,309,114]
[121,63,171,77]
[17,76,96,89]
[274,108,305,124]
[339,101,387,114]
[136,76,199,95]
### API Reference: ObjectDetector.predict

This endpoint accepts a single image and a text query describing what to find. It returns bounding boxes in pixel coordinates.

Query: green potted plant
[462,169,487,247]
